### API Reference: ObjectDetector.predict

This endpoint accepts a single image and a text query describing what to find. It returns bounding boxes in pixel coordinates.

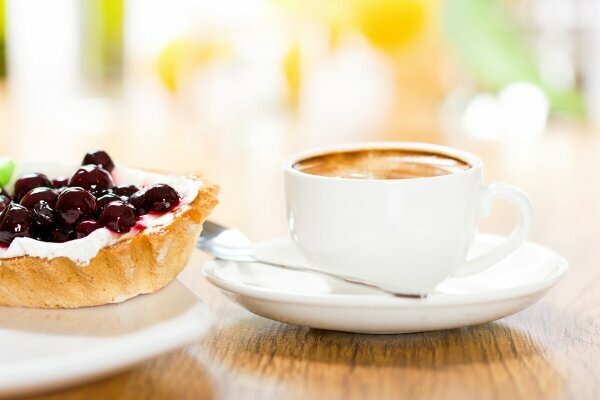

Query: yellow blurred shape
[158,40,191,93]
[275,0,425,51]
[275,0,355,33]
[158,39,232,93]
[357,0,425,51]
[283,41,301,105]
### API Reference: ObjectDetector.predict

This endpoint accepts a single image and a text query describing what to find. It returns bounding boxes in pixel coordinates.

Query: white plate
[204,234,568,334]
[0,279,212,398]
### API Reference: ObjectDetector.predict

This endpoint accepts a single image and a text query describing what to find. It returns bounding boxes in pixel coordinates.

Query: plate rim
[0,295,213,397]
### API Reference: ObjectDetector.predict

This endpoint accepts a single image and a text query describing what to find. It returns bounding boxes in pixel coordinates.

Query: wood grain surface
[9,128,600,400]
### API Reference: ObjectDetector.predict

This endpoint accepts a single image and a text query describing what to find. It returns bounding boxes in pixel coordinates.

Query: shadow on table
[200,316,566,399]
[204,316,559,368]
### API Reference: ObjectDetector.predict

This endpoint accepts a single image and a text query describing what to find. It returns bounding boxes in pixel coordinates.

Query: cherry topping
[55,187,97,225]
[32,202,56,227]
[112,184,139,198]
[20,187,58,209]
[93,188,115,199]
[69,165,114,193]
[0,150,181,244]
[96,192,122,211]
[14,173,53,201]
[99,200,137,233]
[76,219,102,239]
[129,190,147,215]
[52,177,69,189]
[0,203,34,244]
[82,150,115,173]
[0,195,11,213]
[49,226,75,243]
[144,184,180,212]
[31,227,50,242]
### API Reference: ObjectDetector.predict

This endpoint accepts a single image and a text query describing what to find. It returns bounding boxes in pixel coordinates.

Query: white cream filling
[0,160,201,265]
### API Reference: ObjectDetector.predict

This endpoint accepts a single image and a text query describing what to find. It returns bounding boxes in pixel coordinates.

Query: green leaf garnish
[0,157,15,187]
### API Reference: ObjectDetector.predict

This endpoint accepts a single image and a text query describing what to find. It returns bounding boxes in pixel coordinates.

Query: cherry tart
[0,150,219,308]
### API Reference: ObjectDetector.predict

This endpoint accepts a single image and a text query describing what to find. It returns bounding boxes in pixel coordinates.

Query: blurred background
[0,0,598,238]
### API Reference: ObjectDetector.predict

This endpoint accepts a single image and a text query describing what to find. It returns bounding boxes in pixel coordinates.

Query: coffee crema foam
[294,149,471,179]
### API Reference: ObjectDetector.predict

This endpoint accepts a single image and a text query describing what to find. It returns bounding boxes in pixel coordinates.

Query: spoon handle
[227,257,427,299]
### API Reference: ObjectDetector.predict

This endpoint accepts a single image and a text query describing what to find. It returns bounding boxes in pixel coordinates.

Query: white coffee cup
[284,142,533,295]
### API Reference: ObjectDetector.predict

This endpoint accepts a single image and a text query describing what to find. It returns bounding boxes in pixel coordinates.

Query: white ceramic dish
[0,279,212,398]
[204,234,567,334]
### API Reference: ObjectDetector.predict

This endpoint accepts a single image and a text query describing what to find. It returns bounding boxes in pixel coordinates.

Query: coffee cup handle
[453,183,533,278]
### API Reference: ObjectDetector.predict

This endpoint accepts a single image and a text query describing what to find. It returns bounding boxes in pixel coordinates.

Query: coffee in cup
[293,149,471,180]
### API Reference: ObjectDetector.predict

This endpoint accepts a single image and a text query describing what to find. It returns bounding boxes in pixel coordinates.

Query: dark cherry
[0,195,11,213]
[0,203,34,244]
[52,177,69,189]
[99,200,137,233]
[49,226,75,243]
[144,184,180,212]
[14,173,53,201]
[31,227,50,242]
[129,190,147,215]
[32,202,56,227]
[55,187,97,225]
[69,165,114,192]
[96,193,122,211]
[82,150,115,173]
[76,219,102,239]
[92,188,113,198]
[20,187,58,209]
[112,184,139,198]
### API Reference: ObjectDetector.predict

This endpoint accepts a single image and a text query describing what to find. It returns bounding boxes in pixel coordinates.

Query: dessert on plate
[0,150,218,308]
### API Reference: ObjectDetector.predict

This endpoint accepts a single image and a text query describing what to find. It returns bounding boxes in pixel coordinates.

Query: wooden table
[16,127,600,400]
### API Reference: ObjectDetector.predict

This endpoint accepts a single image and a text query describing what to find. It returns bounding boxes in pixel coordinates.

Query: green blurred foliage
[0,157,14,186]
[0,0,5,77]
[444,0,585,118]
[81,0,123,86]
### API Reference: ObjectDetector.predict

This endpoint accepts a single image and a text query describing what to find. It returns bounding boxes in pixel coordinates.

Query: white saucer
[204,234,568,334]
[0,279,212,398]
